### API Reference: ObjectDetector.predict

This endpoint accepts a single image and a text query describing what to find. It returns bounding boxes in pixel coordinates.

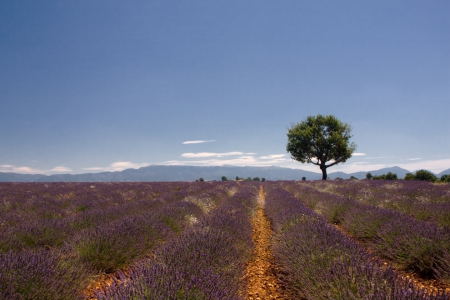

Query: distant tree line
[221,176,265,182]
[363,170,450,183]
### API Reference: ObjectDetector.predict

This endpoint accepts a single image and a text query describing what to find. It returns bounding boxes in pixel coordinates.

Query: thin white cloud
[181,152,244,158]
[110,161,149,171]
[82,167,104,171]
[0,166,42,174]
[260,154,286,159]
[396,159,450,173]
[163,153,289,167]
[182,140,215,144]
[50,166,72,173]
[364,156,386,160]
[82,161,151,172]
[0,164,71,174]
[352,153,366,156]
[406,158,421,161]
[319,158,450,174]
[0,164,15,168]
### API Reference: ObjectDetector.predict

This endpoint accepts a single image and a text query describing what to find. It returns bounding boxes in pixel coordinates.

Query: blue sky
[1,1,449,175]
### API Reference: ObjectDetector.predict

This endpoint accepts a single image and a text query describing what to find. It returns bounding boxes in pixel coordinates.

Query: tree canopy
[286,114,356,180]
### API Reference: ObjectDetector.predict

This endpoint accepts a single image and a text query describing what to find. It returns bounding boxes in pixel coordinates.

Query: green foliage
[261,177,266,182]
[302,177,306,181]
[441,174,450,183]
[235,176,240,181]
[349,176,358,180]
[414,170,437,182]
[365,172,373,180]
[245,177,252,181]
[77,237,136,273]
[252,177,260,182]
[385,172,397,180]
[286,114,356,180]
[199,178,204,182]
[404,173,415,180]
[372,172,397,180]
[221,176,228,181]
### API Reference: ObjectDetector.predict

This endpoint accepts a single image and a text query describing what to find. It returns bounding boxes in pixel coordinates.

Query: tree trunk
[320,165,327,180]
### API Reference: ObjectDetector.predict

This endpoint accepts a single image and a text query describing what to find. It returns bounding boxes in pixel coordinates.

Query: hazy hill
[0,172,47,182]
[328,166,412,180]
[438,168,450,177]
[0,165,446,182]
[32,165,323,182]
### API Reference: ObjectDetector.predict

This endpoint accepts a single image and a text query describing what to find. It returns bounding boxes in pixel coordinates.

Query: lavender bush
[95,182,259,300]
[0,182,234,299]
[284,181,450,282]
[263,182,449,300]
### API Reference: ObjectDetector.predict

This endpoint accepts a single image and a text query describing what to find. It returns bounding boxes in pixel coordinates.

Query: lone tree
[286,114,356,180]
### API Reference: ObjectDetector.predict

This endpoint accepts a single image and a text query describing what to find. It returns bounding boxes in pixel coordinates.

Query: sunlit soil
[245,186,286,300]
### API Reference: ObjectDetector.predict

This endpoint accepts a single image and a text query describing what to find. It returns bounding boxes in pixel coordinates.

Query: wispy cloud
[406,158,421,161]
[49,166,72,173]
[259,154,286,159]
[82,161,150,172]
[325,158,450,174]
[181,152,245,158]
[0,165,72,174]
[182,140,215,144]
[0,164,15,168]
[396,159,450,173]
[163,153,289,167]
[352,153,366,156]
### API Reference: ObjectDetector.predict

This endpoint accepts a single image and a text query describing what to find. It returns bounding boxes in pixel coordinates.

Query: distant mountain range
[1,165,449,182]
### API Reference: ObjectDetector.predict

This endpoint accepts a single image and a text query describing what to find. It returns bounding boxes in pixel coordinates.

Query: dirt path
[245,186,285,300]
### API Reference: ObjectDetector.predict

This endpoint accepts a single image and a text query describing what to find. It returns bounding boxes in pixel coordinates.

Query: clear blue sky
[1,1,449,175]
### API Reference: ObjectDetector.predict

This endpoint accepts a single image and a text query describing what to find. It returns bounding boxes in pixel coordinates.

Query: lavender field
[1,180,450,299]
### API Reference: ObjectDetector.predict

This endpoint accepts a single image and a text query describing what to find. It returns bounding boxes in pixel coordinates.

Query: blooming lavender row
[297,180,450,228]
[283,181,450,282]
[94,182,259,300]
[0,182,227,253]
[0,182,236,300]
[263,182,449,300]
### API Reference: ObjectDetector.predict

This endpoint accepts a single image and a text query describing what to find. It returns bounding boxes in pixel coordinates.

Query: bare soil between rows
[244,186,288,300]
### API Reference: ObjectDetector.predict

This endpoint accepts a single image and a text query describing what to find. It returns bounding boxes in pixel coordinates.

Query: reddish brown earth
[245,186,287,300]
[83,272,122,300]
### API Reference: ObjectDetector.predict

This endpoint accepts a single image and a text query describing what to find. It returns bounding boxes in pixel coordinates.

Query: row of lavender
[263,182,449,300]
[283,181,450,284]
[298,180,450,228]
[0,182,224,252]
[0,182,237,300]
[95,182,259,300]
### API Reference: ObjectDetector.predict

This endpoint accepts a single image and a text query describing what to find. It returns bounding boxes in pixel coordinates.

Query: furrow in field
[245,186,285,300]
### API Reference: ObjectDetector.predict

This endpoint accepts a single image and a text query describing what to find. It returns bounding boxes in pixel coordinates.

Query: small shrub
[440,174,450,183]
[414,170,437,182]
[404,173,415,180]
